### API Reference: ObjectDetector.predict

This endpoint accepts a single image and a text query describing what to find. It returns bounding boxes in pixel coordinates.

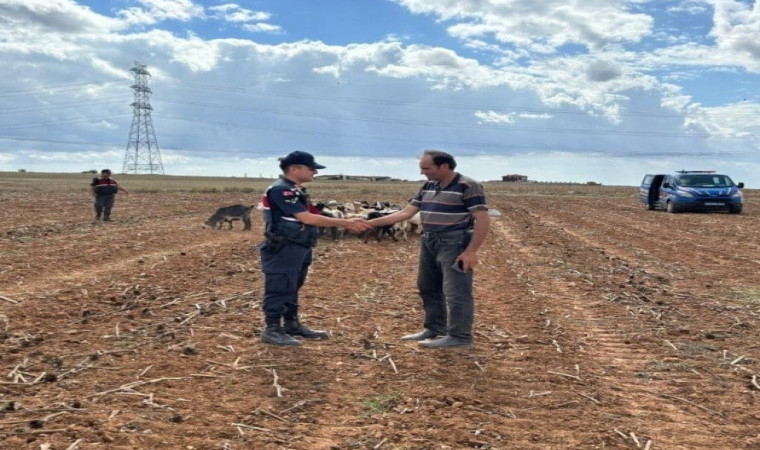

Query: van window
[676,174,733,187]
[642,175,654,185]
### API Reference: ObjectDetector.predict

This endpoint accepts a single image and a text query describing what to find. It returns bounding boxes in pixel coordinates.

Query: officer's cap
[278,151,326,170]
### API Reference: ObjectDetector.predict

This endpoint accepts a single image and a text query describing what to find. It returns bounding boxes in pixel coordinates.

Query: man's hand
[344,218,373,234]
[456,251,479,272]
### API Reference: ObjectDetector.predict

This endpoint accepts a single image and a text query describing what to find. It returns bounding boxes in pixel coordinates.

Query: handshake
[343,218,374,234]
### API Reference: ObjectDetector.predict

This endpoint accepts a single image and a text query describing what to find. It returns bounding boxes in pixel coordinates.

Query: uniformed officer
[90,169,129,221]
[258,151,372,346]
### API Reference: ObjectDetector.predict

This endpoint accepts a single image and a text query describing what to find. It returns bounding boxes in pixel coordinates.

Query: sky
[1,0,759,186]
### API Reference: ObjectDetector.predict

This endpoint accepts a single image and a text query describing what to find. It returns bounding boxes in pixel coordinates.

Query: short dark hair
[101,169,112,174]
[423,150,456,170]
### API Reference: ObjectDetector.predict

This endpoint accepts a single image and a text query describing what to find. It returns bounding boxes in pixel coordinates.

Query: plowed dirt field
[1,173,759,449]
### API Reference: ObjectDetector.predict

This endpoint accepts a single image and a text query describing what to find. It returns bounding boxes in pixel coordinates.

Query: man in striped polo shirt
[368,150,490,348]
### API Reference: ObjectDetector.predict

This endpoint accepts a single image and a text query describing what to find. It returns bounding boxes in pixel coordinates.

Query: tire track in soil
[492,206,745,449]
[287,235,605,449]
[3,188,758,449]
[520,196,760,287]
[0,228,277,449]
[305,227,636,448]
[0,215,256,298]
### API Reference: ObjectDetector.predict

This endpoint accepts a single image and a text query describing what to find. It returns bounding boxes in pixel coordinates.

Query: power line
[2,94,754,141]
[0,98,125,115]
[0,80,756,160]
[0,81,118,97]
[1,133,756,158]
[0,115,130,132]
[152,100,722,140]
[155,79,760,120]
[1,79,758,139]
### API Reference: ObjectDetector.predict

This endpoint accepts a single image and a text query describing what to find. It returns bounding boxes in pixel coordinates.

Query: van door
[647,174,665,210]
[660,175,679,211]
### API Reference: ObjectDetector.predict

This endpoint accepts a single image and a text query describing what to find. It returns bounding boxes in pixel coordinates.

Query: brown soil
[1,183,759,449]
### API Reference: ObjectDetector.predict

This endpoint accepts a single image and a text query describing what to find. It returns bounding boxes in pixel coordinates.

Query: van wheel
[729,205,743,214]
[666,201,679,213]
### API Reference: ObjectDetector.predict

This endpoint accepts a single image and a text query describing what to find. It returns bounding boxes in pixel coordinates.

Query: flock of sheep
[314,200,422,242]
[204,200,423,242]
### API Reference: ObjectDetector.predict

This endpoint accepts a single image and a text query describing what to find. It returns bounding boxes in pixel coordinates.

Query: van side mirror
[662,182,672,189]
[737,182,744,189]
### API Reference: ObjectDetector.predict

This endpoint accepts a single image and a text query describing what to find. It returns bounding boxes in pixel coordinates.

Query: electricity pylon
[122,61,164,174]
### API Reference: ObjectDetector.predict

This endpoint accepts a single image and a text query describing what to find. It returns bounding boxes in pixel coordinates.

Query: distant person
[367,150,490,348]
[258,151,373,346]
[90,169,129,221]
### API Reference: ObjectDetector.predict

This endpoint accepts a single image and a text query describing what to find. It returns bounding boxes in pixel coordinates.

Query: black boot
[261,325,302,346]
[283,320,329,340]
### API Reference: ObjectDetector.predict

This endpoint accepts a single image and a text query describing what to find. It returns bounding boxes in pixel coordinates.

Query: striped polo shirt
[410,173,488,233]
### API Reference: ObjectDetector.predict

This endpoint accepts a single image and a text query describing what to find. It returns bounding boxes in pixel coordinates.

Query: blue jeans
[417,230,474,339]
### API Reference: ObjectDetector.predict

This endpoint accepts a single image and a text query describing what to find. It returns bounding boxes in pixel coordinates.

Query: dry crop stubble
[0,173,759,449]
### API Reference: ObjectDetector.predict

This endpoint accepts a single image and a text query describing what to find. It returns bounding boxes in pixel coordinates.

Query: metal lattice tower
[123,61,164,174]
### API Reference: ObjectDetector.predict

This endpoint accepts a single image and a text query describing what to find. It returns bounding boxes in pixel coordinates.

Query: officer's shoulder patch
[282,190,295,197]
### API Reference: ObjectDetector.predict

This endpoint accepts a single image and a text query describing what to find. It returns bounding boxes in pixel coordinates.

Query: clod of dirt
[1,401,16,411]
[43,373,57,383]
[43,356,63,368]
[98,431,115,443]
[181,346,197,356]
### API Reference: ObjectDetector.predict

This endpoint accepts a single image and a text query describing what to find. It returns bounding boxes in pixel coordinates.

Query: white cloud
[519,112,554,120]
[710,0,760,63]
[686,101,760,138]
[1,0,759,187]
[586,60,622,82]
[118,0,205,26]
[474,110,553,124]
[0,0,123,34]
[167,34,224,72]
[242,23,282,34]
[393,0,653,52]
[475,110,516,124]
[367,44,496,90]
[209,4,271,23]
[667,1,710,15]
